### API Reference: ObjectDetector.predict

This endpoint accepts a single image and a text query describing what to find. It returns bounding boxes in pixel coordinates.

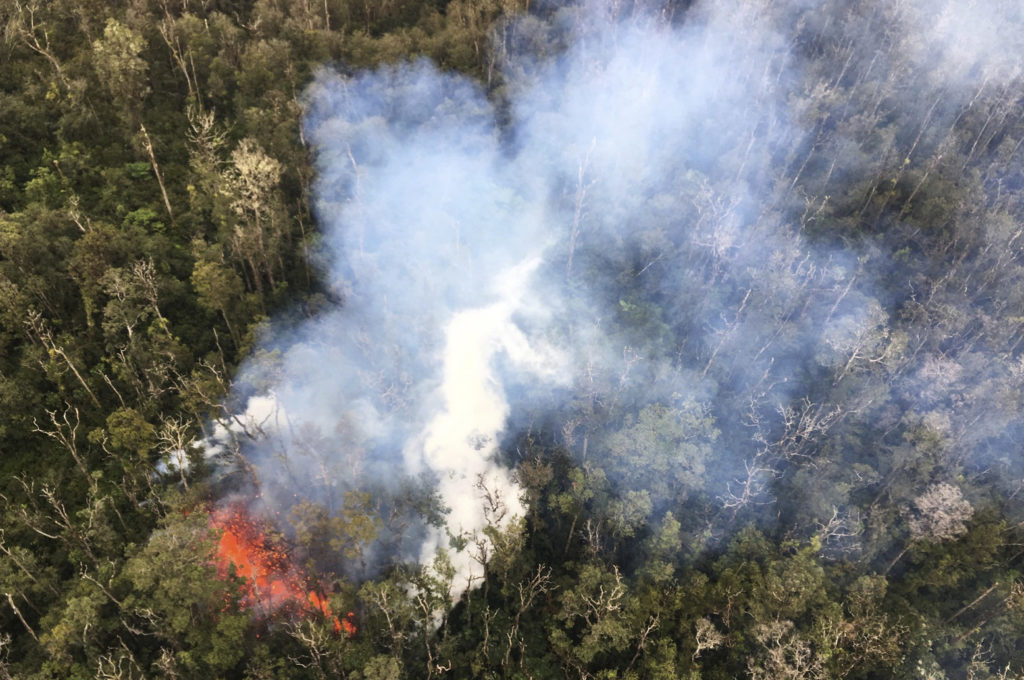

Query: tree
[548,563,631,674]
[886,482,974,574]
[220,138,286,308]
[120,507,251,677]
[289,494,380,576]
[191,239,249,348]
[746,619,826,680]
[91,18,149,122]
[907,482,974,543]
[602,401,717,508]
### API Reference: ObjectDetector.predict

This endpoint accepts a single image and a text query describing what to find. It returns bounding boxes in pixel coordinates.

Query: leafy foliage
[3,0,1024,678]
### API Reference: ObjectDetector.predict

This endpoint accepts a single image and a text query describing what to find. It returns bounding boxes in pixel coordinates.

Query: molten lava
[211,505,354,635]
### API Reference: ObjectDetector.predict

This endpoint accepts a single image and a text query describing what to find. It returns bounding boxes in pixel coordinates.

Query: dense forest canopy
[3,0,1024,678]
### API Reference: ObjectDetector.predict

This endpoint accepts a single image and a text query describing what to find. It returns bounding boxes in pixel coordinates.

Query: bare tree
[886,482,974,573]
[907,482,974,542]
[692,617,725,662]
[747,619,826,680]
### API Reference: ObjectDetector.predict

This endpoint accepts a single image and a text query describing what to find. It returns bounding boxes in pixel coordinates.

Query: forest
[3,0,1024,678]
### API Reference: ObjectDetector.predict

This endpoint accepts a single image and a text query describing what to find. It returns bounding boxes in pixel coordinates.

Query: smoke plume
[208,0,1024,592]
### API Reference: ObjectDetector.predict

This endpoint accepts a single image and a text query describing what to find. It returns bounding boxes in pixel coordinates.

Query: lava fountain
[211,504,355,635]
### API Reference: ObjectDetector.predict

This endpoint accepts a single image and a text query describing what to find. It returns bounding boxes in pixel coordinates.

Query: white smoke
[215,1,801,589]
[210,0,1024,597]
[412,255,567,583]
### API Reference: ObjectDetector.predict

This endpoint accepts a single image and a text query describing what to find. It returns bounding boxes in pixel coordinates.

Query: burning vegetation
[211,504,355,636]
[8,0,1024,677]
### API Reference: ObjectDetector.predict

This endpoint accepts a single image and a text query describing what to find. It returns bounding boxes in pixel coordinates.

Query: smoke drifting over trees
[4,0,1024,676]
[227,0,1024,585]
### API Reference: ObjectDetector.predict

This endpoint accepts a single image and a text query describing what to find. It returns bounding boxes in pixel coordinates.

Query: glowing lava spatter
[211,505,353,635]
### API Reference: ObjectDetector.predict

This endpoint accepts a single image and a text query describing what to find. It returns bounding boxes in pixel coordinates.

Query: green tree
[91,18,149,123]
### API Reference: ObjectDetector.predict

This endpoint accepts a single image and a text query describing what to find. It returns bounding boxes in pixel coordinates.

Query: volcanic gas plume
[203,0,1024,602]
[211,505,355,636]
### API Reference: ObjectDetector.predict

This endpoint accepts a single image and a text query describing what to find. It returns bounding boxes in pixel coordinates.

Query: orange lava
[211,505,353,635]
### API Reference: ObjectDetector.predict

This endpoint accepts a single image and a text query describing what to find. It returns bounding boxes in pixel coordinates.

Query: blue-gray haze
[210,0,1024,586]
